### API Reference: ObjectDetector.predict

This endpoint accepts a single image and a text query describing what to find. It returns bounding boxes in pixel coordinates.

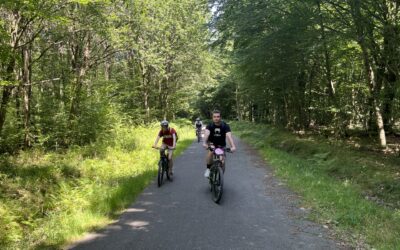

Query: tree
[208,0,400,148]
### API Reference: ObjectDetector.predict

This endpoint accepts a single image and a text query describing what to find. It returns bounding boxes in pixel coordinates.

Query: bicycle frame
[208,146,230,203]
[210,147,228,170]
[209,147,227,179]
[159,149,169,169]
[155,147,172,187]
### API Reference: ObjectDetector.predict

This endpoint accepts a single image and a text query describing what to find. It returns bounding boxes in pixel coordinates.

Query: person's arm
[203,129,210,149]
[153,135,161,148]
[172,133,176,149]
[226,132,236,152]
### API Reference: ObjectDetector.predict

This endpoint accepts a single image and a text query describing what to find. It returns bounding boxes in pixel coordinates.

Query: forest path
[69,137,340,250]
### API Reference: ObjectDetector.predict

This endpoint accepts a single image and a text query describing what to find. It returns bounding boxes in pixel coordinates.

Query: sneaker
[168,171,174,182]
[204,169,210,178]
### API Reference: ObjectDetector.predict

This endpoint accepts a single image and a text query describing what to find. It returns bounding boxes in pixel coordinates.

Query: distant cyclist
[202,110,236,178]
[152,120,176,176]
[195,117,203,135]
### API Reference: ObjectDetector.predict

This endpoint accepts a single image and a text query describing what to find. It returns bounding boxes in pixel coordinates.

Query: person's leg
[221,154,226,172]
[206,150,213,167]
[204,150,213,177]
[167,148,173,175]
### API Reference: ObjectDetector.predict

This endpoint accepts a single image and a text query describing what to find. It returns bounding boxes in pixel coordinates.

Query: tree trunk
[22,45,33,147]
[70,67,85,120]
[0,87,13,135]
[164,93,169,120]
[0,11,20,135]
[69,36,90,121]
[143,72,150,122]
[381,20,398,133]
[373,98,386,147]
[104,57,111,81]
[15,85,21,121]
[350,0,387,148]
[316,0,335,98]
[235,83,241,120]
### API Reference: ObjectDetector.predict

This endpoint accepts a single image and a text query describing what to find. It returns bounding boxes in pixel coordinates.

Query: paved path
[69,138,340,250]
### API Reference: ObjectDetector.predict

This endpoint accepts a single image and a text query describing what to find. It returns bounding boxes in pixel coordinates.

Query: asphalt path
[69,137,340,250]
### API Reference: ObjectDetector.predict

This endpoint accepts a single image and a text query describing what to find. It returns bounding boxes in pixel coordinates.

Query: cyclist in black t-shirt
[202,110,236,178]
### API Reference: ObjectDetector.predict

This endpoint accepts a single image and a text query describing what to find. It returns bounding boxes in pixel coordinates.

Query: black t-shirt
[206,122,231,147]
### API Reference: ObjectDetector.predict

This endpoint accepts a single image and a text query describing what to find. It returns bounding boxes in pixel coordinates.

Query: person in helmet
[152,120,177,176]
[194,117,203,136]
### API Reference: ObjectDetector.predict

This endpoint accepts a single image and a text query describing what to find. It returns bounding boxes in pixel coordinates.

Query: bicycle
[208,146,231,203]
[154,147,172,187]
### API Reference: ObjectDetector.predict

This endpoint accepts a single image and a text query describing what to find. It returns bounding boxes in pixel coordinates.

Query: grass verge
[0,122,194,249]
[231,121,400,249]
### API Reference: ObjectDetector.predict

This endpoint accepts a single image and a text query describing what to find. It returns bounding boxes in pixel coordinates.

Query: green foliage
[232,121,400,249]
[0,124,195,249]
[0,204,23,248]
[0,1,213,246]
[0,106,23,153]
[0,0,215,153]
[209,0,400,145]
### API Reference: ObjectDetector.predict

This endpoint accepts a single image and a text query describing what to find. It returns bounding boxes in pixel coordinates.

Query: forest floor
[231,121,400,249]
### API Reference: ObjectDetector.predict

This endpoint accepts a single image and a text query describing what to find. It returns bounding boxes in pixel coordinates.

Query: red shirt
[158,128,176,147]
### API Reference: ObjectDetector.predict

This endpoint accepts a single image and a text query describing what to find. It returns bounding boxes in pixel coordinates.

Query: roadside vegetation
[1,1,208,248]
[0,121,194,249]
[232,121,400,249]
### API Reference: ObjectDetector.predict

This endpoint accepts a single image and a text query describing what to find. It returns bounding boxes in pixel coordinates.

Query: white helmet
[160,120,169,127]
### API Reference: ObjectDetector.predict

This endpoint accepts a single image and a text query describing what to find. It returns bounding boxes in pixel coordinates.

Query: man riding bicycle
[152,120,176,176]
[195,117,203,135]
[202,110,236,178]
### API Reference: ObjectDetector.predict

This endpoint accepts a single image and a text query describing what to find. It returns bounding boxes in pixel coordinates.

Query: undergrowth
[0,121,194,249]
[232,121,400,249]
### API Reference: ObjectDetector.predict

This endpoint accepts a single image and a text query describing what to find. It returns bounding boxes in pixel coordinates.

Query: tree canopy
[204,0,400,148]
[0,0,214,152]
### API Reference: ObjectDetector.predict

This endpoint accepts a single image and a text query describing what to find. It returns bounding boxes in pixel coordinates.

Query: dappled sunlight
[0,125,195,249]
[126,220,150,230]
[125,208,146,213]
[138,201,154,206]
[73,233,108,244]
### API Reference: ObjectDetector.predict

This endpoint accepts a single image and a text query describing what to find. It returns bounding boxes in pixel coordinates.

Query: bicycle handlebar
[207,146,232,153]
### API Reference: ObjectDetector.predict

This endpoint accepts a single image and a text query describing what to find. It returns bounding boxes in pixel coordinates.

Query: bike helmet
[160,120,169,127]
[196,117,200,121]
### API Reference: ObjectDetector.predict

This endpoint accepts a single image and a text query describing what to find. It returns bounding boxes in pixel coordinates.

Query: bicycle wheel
[165,160,171,181]
[197,131,201,143]
[209,169,214,192]
[157,161,164,187]
[212,165,224,203]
